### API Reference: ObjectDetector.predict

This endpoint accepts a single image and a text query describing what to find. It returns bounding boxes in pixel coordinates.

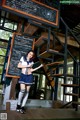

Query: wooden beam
[35,36,46,47]
[41,32,79,48]
[24,23,39,36]
[17,20,24,33]
[57,34,79,48]
[41,32,53,40]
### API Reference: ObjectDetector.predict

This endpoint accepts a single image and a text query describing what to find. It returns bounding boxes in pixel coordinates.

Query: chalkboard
[6,33,34,78]
[2,0,59,27]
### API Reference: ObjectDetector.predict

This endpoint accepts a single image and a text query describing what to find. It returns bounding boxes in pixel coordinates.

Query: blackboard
[6,33,34,78]
[2,0,59,27]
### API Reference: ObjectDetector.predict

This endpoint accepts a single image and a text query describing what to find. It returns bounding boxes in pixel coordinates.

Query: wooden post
[6,102,10,111]
[10,78,18,99]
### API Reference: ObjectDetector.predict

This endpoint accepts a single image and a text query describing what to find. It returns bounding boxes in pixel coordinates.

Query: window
[0,19,3,26]
[57,63,73,102]
[0,30,12,40]
[0,41,8,48]
[0,66,3,75]
[0,56,5,65]
[0,48,7,56]
[4,20,17,30]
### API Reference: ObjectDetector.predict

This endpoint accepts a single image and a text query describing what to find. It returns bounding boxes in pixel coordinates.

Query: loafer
[16,104,21,112]
[20,107,26,114]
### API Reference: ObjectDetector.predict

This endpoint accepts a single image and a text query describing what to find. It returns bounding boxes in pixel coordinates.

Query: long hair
[23,50,34,62]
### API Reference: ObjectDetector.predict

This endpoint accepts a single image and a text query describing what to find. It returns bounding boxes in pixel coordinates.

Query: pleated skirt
[19,73,34,85]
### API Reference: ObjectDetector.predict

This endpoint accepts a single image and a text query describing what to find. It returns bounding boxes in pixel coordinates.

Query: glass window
[57,65,73,102]
[0,18,3,26]
[0,41,8,48]
[0,66,3,74]
[0,56,5,65]
[41,75,46,88]
[4,19,17,30]
[14,23,17,30]
[4,21,15,30]
[0,75,1,83]
[66,77,73,102]
[58,78,64,100]
[0,30,12,40]
[68,67,73,74]
[0,48,7,56]
[59,67,63,74]
[4,22,14,29]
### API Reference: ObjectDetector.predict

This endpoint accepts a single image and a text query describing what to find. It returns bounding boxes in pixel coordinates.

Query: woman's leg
[17,84,25,106]
[21,85,31,107]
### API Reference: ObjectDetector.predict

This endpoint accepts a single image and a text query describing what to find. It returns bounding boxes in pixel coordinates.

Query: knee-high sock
[17,89,25,105]
[21,92,29,107]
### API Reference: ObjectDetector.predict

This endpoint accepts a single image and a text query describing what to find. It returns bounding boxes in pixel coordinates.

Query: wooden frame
[6,32,35,78]
[2,0,59,27]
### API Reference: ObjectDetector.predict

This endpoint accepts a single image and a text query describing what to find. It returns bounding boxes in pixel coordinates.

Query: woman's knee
[20,84,25,90]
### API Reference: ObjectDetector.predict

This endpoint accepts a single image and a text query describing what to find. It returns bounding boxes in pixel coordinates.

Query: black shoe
[16,104,21,112]
[20,107,25,114]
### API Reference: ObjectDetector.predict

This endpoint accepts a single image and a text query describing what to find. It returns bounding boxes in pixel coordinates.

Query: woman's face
[27,51,34,59]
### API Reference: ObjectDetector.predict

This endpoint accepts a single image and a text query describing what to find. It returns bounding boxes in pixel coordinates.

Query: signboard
[2,0,59,27]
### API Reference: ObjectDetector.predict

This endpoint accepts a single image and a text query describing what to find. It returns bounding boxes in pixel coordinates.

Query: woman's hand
[27,68,34,74]
[40,64,43,67]
[27,64,32,68]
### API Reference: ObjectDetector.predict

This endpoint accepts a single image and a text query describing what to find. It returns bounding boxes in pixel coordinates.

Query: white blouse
[20,56,34,74]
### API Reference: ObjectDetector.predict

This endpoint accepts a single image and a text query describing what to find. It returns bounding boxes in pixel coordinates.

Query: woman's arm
[17,62,32,68]
[31,64,43,72]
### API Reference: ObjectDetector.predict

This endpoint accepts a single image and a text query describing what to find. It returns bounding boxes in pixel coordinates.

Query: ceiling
[61,5,80,28]
[60,4,80,40]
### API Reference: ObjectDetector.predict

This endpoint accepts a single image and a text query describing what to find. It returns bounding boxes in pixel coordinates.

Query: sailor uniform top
[19,56,34,75]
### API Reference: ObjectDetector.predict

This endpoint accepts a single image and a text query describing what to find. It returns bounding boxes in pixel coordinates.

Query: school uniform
[18,56,34,85]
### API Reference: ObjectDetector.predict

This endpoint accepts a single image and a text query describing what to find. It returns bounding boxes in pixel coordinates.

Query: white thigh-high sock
[17,89,25,105]
[21,91,29,107]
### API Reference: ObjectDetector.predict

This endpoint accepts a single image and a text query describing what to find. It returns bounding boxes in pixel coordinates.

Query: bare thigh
[20,84,25,90]
[20,84,31,92]
[26,85,31,92]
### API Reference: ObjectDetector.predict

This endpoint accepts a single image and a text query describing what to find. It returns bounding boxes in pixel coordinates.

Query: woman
[16,50,43,114]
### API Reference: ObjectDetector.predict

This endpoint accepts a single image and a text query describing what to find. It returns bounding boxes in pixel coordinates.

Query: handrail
[60,17,80,45]
[51,17,80,63]
[51,31,78,63]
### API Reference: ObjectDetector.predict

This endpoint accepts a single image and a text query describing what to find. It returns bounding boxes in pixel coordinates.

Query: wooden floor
[0,108,80,120]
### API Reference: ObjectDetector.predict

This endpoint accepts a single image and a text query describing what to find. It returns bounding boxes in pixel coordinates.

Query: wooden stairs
[34,31,80,111]
[61,83,80,111]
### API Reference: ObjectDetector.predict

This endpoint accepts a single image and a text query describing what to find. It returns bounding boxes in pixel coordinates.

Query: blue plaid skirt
[19,73,34,85]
